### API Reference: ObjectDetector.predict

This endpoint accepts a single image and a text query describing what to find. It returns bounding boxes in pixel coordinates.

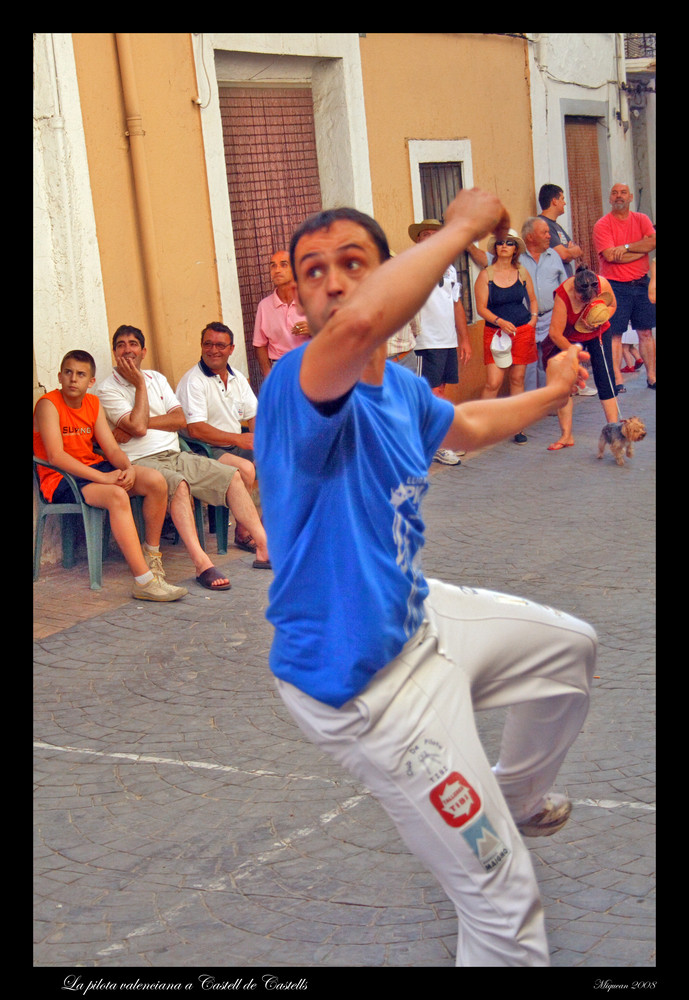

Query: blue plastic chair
[33,456,146,590]
[178,434,229,554]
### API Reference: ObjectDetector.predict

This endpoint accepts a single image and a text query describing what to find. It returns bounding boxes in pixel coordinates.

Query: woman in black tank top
[474,229,538,443]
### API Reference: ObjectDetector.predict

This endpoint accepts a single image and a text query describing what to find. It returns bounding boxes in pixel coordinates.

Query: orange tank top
[33,389,102,501]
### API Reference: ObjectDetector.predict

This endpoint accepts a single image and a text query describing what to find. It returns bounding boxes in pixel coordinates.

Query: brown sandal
[234,532,257,553]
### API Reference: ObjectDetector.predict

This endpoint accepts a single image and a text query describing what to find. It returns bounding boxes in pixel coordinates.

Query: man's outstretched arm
[299,189,508,403]
[442,344,590,453]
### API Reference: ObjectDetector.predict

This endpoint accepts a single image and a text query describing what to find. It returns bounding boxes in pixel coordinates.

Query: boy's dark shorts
[50,461,115,503]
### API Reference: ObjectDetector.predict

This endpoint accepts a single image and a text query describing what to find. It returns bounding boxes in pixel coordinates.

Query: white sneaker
[433,448,461,466]
[576,384,597,396]
[516,793,572,837]
[132,576,188,602]
[143,548,166,579]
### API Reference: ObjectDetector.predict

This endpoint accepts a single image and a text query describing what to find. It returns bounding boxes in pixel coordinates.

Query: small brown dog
[597,416,647,466]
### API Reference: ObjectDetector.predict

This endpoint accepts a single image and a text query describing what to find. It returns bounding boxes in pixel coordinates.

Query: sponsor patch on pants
[461,816,511,873]
[429,771,481,827]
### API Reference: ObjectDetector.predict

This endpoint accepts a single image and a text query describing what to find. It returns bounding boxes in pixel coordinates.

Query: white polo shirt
[176,361,258,434]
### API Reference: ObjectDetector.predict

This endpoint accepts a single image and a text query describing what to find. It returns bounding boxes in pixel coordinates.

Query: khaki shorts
[133,450,237,507]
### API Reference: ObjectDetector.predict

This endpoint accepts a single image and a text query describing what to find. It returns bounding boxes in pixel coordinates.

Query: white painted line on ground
[35,739,654,960]
[91,792,368,959]
[34,740,656,815]
[573,796,655,812]
[34,741,655,813]
[33,740,338,784]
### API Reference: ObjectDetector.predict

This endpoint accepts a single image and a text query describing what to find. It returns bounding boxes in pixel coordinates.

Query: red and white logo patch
[429,771,481,827]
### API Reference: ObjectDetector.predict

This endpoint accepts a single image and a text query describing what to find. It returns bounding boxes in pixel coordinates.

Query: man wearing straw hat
[408,219,471,465]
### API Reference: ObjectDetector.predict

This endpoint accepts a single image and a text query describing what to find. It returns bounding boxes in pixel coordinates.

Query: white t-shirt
[176,362,258,434]
[414,265,460,350]
[96,368,182,461]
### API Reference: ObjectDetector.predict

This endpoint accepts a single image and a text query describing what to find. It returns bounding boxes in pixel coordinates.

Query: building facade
[34,32,655,563]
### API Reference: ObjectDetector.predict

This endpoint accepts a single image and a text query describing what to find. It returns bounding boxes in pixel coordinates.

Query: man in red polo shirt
[592,183,656,389]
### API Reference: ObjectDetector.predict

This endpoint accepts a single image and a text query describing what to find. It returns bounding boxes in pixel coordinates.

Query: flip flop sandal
[196,566,232,590]
[252,559,272,570]
[547,442,574,451]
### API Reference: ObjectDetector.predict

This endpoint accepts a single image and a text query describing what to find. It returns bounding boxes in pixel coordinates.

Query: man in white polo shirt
[253,249,310,378]
[176,322,261,553]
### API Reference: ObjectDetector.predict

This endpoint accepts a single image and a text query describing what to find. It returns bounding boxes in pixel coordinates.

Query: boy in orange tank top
[33,350,187,601]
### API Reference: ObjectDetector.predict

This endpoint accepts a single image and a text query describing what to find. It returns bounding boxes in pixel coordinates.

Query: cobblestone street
[34,369,655,982]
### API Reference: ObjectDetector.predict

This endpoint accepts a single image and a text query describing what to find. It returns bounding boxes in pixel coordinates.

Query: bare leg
[509,365,527,438]
[549,397,575,448]
[128,465,168,547]
[611,334,623,385]
[216,453,259,544]
[170,481,229,586]
[226,474,269,563]
[81,483,150,578]
[481,363,503,400]
[602,396,620,423]
[216,452,256,491]
[637,328,656,384]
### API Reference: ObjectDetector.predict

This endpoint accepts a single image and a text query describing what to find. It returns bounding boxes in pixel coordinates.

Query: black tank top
[487,273,530,326]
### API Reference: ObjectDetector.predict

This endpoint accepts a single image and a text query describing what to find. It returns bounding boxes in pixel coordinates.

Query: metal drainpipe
[114,33,172,375]
[615,33,630,135]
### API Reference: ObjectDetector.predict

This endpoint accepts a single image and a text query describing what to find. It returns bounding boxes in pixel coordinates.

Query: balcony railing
[625,34,656,60]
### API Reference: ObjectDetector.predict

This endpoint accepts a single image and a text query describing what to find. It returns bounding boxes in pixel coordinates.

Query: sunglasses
[495,240,517,247]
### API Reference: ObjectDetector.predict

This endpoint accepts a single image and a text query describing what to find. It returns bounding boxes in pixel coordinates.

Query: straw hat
[486,228,526,257]
[574,298,613,333]
[408,219,443,243]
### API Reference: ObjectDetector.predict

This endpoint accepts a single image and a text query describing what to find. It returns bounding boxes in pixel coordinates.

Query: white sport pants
[277,580,597,967]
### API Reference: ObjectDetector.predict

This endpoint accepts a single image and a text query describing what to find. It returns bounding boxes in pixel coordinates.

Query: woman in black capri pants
[542,267,618,451]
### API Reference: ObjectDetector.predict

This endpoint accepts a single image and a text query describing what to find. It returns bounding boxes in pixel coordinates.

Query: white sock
[143,543,160,553]
[134,571,154,586]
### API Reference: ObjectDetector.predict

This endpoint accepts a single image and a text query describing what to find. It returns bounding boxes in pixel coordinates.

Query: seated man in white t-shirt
[408,219,472,466]
[97,326,271,587]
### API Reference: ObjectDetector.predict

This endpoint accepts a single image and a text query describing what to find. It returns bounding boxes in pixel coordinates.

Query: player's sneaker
[433,448,461,466]
[516,793,572,837]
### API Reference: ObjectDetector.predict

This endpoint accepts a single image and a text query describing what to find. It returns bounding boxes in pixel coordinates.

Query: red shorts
[483,323,537,366]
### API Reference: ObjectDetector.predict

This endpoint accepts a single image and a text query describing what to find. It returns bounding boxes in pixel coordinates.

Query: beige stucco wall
[71,33,223,386]
[359,32,536,400]
[69,31,535,399]
[359,32,535,253]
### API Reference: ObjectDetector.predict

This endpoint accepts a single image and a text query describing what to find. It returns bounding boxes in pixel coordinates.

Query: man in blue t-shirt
[537,183,584,278]
[255,192,597,967]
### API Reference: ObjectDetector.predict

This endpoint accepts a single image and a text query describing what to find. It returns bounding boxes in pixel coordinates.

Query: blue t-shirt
[255,345,455,708]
